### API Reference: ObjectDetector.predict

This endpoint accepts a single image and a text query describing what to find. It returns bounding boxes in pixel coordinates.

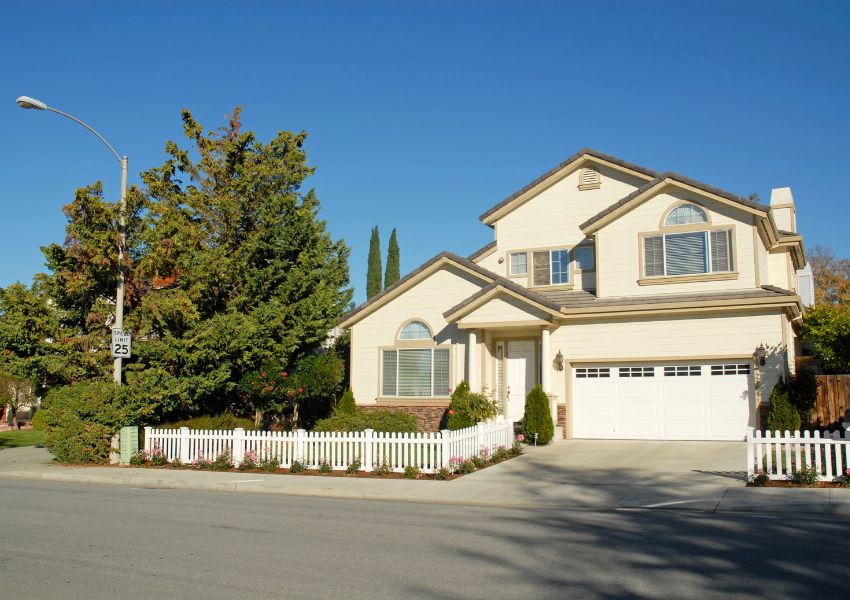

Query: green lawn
[0,430,44,449]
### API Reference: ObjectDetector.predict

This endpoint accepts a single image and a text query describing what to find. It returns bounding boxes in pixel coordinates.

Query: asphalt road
[0,480,846,600]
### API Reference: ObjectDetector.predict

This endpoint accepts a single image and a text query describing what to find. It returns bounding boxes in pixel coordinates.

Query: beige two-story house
[340,149,806,440]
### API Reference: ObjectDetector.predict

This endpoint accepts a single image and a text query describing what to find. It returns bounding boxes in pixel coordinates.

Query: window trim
[638,225,737,283]
[662,202,709,227]
[508,252,528,277]
[396,319,433,341]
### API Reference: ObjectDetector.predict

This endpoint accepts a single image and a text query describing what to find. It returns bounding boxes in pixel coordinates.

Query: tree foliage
[384,228,400,289]
[799,304,850,374]
[366,226,382,299]
[521,385,554,444]
[1,107,352,429]
[765,378,801,432]
[808,246,850,308]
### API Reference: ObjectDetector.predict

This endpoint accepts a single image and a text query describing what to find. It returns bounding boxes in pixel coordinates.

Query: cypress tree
[366,226,382,299]
[336,389,356,416]
[766,378,801,432]
[384,228,400,289]
[521,385,554,444]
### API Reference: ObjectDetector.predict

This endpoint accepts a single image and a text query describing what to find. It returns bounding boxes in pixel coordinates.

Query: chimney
[769,187,796,234]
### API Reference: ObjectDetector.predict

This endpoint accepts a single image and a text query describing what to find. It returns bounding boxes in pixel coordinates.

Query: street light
[16,95,129,385]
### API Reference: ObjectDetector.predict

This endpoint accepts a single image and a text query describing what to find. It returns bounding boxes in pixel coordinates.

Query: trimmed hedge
[766,378,801,432]
[521,385,554,445]
[446,381,499,430]
[40,382,123,463]
[30,410,45,431]
[156,414,257,431]
[312,409,418,433]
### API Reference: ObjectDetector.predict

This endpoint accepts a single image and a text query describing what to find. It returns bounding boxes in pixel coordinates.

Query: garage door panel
[573,361,752,441]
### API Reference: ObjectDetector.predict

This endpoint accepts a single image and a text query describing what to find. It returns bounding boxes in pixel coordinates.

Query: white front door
[506,340,536,421]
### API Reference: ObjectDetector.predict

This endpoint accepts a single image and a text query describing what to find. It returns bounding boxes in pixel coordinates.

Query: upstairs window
[532,249,570,286]
[665,204,707,225]
[398,321,432,340]
[644,230,731,277]
[573,245,595,271]
[578,167,601,191]
[509,252,528,275]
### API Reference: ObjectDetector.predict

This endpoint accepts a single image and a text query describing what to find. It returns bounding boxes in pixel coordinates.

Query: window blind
[397,349,432,396]
[710,230,731,272]
[382,350,397,396]
[433,348,450,396]
[665,232,707,275]
[644,236,664,277]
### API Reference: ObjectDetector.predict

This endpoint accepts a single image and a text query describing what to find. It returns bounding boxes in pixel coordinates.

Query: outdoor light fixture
[553,350,564,371]
[16,95,129,385]
[754,344,767,366]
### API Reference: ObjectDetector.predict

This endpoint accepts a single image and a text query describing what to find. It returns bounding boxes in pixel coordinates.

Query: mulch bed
[747,481,849,488]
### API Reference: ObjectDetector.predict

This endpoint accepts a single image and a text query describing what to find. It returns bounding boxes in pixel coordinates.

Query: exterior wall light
[553,350,564,371]
[754,344,767,366]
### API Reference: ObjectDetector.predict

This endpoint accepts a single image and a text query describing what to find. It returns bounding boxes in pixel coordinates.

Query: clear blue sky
[2,0,848,305]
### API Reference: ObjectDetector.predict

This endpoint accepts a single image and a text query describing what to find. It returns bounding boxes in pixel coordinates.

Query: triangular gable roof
[479,148,658,225]
[443,281,563,323]
[579,172,772,235]
[340,252,501,328]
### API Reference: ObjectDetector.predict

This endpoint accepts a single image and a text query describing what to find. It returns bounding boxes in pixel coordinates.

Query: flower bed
[127,440,524,480]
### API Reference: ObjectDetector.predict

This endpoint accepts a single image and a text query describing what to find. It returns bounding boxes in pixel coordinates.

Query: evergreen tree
[765,378,801,432]
[366,226,382,298]
[521,385,554,444]
[336,389,356,416]
[384,228,400,289]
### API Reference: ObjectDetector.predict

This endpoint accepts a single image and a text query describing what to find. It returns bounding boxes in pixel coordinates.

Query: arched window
[398,321,432,340]
[665,204,708,226]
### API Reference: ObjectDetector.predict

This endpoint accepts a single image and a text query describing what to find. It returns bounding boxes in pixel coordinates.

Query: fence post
[746,427,754,480]
[179,427,190,464]
[296,429,306,462]
[440,428,451,469]
[143,426,152,453]
[232,428,245,465]
[363,429,374,472]
[477,422,485,455]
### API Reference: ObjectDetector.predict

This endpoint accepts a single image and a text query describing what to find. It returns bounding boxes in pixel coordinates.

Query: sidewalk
[1,444,847,515]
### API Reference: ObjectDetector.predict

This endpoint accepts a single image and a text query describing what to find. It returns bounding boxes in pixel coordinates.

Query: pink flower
[448,409,455,415]
[282,371,288,378]
[264,386,273,392]
[516,434,525,442]
[297,387,304,393]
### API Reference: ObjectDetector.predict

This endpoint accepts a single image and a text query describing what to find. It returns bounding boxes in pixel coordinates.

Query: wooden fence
[143,417,514,474]
[813,375,850,430]
[746,429,850,482]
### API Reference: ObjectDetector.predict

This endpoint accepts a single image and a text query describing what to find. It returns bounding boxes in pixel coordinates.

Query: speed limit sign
[111,329,132,358]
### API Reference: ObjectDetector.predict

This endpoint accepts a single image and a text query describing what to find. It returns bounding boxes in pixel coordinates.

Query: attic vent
[578,167,601,191]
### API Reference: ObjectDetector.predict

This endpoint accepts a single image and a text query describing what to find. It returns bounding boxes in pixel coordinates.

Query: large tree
[2,107,352,425]
[808,245,850,307]
[366,226,382,298]
[384,228,400,289]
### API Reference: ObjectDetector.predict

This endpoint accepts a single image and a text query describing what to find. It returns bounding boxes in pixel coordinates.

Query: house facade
[340,149,806,440]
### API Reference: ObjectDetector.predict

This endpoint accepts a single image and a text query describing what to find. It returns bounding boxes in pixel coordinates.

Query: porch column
[468,329,478,391]
[541,327,551,394]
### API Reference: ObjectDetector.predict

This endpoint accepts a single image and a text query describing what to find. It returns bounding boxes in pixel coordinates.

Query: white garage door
[572,362,753,440]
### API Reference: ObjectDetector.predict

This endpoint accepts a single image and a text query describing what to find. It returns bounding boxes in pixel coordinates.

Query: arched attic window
[665,204,707,226]
[398,321,432,340]
[578,167,601,191]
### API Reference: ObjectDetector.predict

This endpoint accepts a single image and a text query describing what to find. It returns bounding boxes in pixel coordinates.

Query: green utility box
[119,426,139,464]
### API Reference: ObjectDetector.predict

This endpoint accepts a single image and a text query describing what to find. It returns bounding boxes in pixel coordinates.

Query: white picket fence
[143,417,514,474]
[746,429,850,482]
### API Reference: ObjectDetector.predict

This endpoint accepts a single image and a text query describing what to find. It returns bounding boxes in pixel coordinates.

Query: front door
[506,340,536,421]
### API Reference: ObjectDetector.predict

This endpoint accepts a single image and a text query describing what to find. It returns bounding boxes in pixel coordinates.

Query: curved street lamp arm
[45,106,123,165]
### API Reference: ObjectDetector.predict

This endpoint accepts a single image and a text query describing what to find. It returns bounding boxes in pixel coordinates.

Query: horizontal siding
[767,251,790,290]
[491,165,644,284]
[351,266,485,404]
[459,295,548,324]
[598,189,758,298]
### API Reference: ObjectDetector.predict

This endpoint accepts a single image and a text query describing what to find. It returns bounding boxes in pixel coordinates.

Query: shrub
[446,381,498,430]
[404,465,420,479]
[172,457,185,468]
[210,450,234,471]
[40,382,124,464]
[149,445,168,467]
[792,464,819,485]
[313,409,417,433]
[491,445,509,462]
[521,385,554,445]
[290,459,306,473]
[259,455,280,472]
[765,379,801,432]
[752,470,770,486]
[346,458,361,474]
[470,455,487,469]
[30,410,45,431]
[129,450,147,466]
[157,414,257,431]
[238,451,259,471]
[373,460,391,476]
[318,459,332,474]
[840,469,850,488]
[194,454,212,469]
[509,442,524,457]
[787,368,818,424]
[458,459,476,474]
[336,389,356,416]
[434,468,450,480]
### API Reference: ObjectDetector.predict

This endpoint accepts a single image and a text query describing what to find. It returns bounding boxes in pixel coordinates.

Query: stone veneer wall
[557,405,566,438]
[360,405,448,432]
